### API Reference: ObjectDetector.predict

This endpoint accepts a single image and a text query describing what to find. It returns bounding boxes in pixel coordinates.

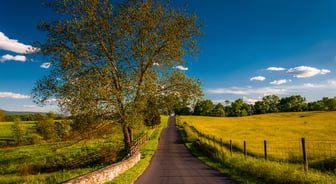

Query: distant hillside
[3,110,47,116]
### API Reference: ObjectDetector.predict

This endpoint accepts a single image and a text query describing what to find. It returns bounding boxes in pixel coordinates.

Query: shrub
[11,120,30,145]
[36,118,57,140]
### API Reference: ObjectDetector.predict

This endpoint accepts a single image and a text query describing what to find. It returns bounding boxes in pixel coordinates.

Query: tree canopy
[32,0,203,152]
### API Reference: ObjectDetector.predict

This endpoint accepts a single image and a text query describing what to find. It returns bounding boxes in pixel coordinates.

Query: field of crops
[179,111,336,163]
[179,112,336,183]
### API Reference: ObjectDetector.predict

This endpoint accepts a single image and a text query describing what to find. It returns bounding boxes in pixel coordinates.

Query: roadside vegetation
[106,116,169,184]
[178,112,336,183]
[0,115,166,184]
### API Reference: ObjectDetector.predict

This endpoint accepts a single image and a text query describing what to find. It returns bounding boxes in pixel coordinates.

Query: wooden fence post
[230,140,233,156]
[244,141,247,157]
[264,140,267,160]
[301,137,308,171]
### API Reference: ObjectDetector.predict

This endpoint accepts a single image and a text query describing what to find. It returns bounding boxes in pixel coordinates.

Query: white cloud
[243,96,260,104]
[45,98,57,103]
[207,79,336,96]
[21,104,58,112]
[206,87,287,95]
[0,54,26,62]
[267,67,286,71]
[40,62,51,69]
[328,80,336,85]
[24,105,38,108]
[321,69,330,75]
[0,32,35,53]
[250,76,266,81]
[0,92,30,99]
[270,79,291,85]
[287,66,330,78]
[175,65,188,71]
[303,83,320,88]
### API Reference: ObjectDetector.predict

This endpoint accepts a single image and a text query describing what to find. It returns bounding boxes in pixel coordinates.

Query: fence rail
[182,122,336,172]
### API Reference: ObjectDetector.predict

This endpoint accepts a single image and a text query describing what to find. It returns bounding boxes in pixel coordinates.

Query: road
[134,116,239,184]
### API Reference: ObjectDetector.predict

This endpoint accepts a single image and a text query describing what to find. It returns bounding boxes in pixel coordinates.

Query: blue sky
[1,0,336,112]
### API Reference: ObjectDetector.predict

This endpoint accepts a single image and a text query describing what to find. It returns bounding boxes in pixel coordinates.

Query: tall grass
[179,112,336,183]
[180,112,336,162]
[0,119,151,184]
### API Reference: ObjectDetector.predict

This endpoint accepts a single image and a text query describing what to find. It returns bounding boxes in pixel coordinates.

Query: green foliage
[32,0,203,152]
[194,95,336,117]
[36,118,57,140]
[262,95,280,113]
[0,127,125,183]
[36,118,72,140]
[211,103,225,117]
[11,120,30,145]
[143,99,161,127]
[107,116,168,184]
[46,111,57,119]
[308,97,336,111]
[229,98,250,117]
[194,99,214,116]
[55,120,72,139]
[278,95,307,112]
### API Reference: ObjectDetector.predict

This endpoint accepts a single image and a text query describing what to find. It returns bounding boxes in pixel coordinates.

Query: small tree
[11,120,29,145]
[212,103,225,117]
[143,99,161,128]
[262,95,280,113]
[36,118,57,140]
[35,113,44,121]
[229,99,249,117]
[55,120,72,139]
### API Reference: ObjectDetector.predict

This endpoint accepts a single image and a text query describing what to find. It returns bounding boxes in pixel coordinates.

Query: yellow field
[179,111,336,161]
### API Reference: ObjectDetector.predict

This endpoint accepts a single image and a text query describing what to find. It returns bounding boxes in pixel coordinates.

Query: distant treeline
[0,110,61,122]
[174,95,336,117]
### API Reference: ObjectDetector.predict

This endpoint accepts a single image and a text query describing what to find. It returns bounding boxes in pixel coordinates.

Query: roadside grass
[106,115,168,184]
[0,120,149,184]
[178,113,336,184]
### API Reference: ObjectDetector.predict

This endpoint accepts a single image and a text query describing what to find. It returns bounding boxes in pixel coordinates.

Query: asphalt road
[134,116,239,184]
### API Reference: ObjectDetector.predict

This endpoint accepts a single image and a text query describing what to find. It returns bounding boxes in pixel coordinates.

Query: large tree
[278,95,306,112]
[32,0,202,152]
[262,95,280,113]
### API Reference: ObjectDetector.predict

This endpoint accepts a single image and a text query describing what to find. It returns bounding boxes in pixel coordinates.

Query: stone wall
[63,152,141,184]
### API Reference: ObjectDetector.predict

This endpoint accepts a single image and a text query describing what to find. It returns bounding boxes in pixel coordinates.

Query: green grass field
[0,117,158,184]
[178,112,336,184]
[180,111,336,162]
[0,121,36,140]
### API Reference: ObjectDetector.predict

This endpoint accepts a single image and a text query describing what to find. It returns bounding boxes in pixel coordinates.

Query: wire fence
[183,122,336,172]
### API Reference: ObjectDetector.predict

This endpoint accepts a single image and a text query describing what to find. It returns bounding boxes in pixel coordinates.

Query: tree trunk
[123,124,133,153]
[128,126,133,146]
